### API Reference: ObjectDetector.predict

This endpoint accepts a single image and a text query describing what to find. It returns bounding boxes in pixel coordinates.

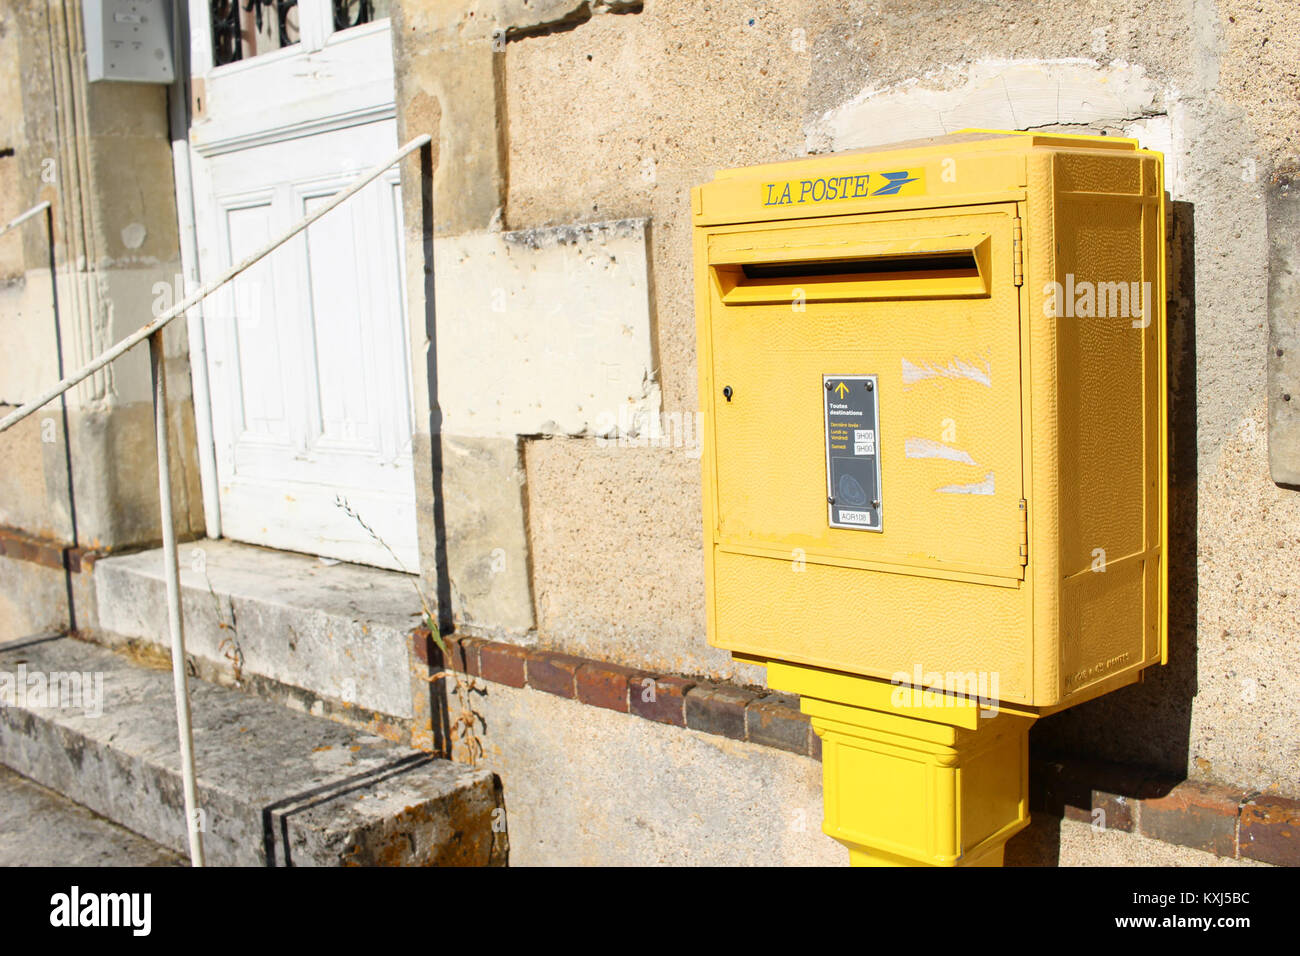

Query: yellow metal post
[810,704,1032,867]
[769,661,1033,866]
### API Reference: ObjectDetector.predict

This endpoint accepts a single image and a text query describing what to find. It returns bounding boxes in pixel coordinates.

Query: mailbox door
[705,204,1026,583]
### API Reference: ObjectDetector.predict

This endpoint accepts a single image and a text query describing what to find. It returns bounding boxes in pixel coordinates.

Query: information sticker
[823,374,883,531]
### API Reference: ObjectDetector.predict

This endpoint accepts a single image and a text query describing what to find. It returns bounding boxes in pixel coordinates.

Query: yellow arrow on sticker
[834,381,850,398]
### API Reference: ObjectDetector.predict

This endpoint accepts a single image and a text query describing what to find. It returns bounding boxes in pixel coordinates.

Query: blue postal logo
[762,168,925,206]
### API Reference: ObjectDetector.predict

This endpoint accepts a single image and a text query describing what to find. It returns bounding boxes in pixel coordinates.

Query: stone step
[0,635,505,866]
[89,538,421,728]
[0,764,183,867]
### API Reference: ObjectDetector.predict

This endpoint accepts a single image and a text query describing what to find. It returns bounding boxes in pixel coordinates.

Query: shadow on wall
[1005,813,1067,866]
[413,139,457,754]
[1029,199,1200,812]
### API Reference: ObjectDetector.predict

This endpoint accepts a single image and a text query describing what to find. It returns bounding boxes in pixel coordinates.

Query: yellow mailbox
[692,131,1167,866]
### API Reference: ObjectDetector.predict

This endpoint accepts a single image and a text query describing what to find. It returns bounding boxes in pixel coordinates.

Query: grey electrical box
[84,0,174,84]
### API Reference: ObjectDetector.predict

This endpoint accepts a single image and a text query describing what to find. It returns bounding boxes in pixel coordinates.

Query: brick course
[412,628,1290,864]
[1238,793,1300,866]
[574,660,644,712]
[477,641,528,688]
[525,650,584,698]
[630,675,696,727]
[684,682,758,740]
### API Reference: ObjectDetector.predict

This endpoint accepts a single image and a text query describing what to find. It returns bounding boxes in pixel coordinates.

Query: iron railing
[0,134,432,866]
[0,200,52,240]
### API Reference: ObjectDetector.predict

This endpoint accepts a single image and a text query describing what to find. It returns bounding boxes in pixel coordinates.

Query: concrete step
[0,765,183,867]
[0,635,506,866]
[89,538,420,728]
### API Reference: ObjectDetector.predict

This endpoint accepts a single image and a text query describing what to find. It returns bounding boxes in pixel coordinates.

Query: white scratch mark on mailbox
[901,356,992,388]
[905,437,978,465]
[936,471,996,495]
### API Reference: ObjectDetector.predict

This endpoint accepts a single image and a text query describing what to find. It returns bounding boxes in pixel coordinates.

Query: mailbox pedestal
[771,661,1035,866]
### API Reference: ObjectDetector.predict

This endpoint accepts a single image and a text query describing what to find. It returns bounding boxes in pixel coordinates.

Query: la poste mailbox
[692,131,1167,865]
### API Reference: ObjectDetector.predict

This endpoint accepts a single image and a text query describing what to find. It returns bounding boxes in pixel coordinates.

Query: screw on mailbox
[723,385,733,402]
[865,381,873,391]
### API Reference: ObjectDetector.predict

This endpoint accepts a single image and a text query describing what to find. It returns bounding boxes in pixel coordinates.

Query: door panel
[187,1,417,570]
[224,200,290,442]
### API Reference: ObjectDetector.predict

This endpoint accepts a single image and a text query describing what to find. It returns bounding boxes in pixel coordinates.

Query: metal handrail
[0,134,432,866]
[0,200,52,240]
[1,135,430,435]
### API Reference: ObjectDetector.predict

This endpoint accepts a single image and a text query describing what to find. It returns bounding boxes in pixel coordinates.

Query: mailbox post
[693,131,1168,866]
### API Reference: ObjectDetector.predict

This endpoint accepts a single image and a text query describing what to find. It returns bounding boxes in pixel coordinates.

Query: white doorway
[184,0,418,571]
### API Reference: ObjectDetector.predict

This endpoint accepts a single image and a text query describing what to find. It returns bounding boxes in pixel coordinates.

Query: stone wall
[0,1,202,638]
[391,0,1300,801]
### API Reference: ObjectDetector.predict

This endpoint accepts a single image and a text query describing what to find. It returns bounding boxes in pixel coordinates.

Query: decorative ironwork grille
[211,0,301,66]
[333,1,377,31]
[210,1,383,67]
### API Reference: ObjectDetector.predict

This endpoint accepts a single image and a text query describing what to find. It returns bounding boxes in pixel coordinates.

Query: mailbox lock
[723,385,733,402]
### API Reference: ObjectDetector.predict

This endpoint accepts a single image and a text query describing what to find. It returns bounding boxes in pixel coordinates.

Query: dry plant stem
[205,573,244,683]
[425,671,486,766]
[334,495,446,653]
[334,498,472,756]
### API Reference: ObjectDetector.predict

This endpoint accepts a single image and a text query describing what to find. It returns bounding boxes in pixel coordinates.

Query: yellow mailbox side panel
[1025,145,1168,709]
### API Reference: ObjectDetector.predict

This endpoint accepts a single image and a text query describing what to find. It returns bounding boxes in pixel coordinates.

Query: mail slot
[693,131,1167,712]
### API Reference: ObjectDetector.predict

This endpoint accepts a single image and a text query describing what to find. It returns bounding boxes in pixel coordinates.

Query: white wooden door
[186,0,418,570]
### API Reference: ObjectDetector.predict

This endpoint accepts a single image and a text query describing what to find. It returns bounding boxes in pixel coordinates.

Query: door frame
[172,0,416,568]
[169,0,222,538]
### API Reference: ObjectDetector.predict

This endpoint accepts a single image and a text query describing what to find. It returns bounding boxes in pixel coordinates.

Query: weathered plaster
[433,219,659,439]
